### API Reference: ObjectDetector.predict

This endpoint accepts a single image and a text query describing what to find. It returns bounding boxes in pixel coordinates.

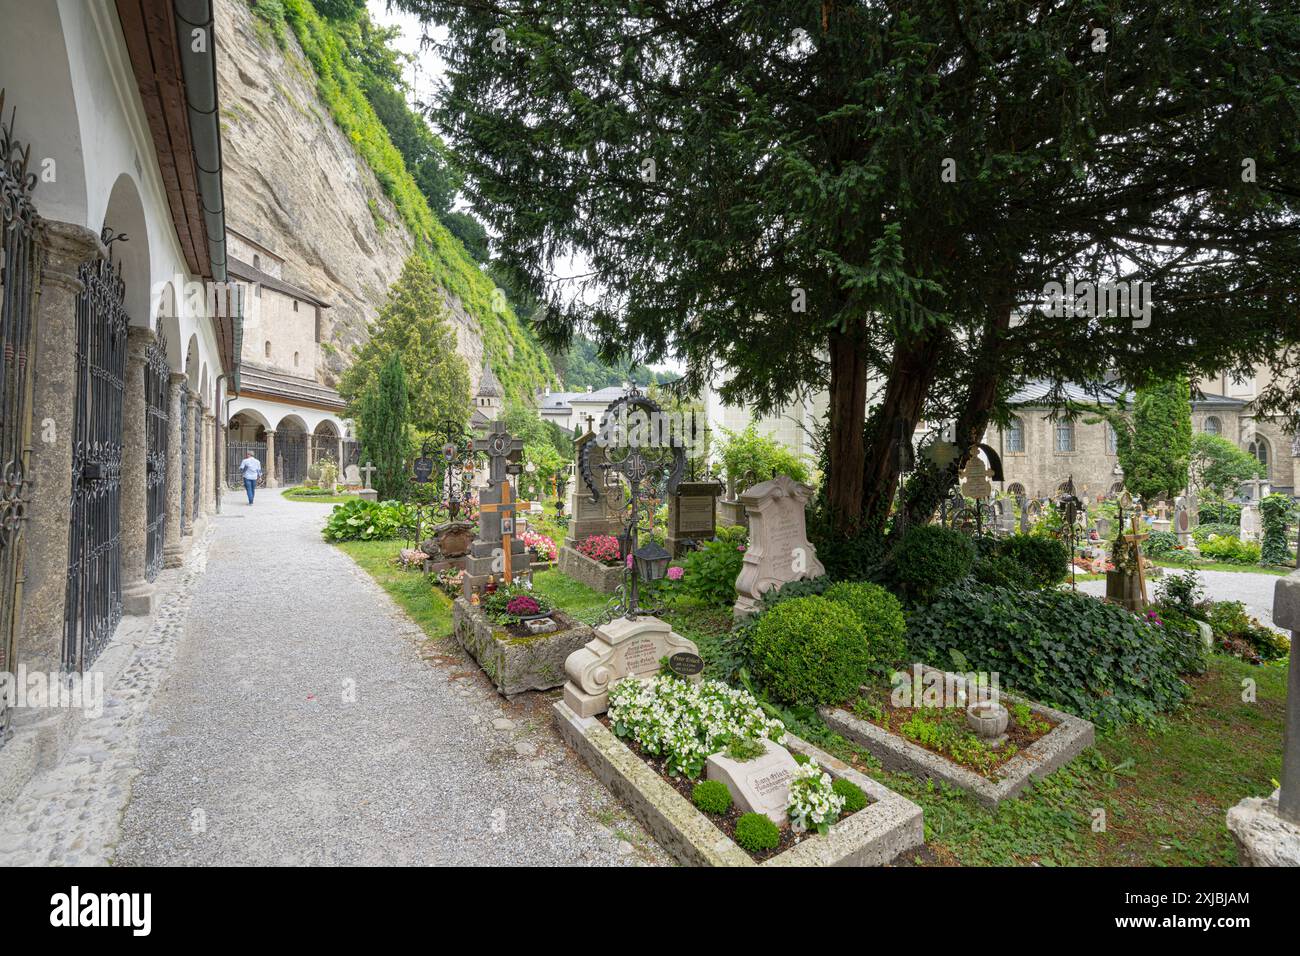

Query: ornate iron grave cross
[472,422,528,583]
[581,388,684,621]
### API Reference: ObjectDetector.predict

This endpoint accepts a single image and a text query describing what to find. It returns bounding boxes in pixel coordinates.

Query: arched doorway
[226,411,268,489]
[310,420,340,467]
[276,415,310,486]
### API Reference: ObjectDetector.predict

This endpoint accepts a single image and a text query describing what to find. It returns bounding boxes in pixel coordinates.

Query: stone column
[188,395,204,534]
[121,326,155,616]
[203,411,216,515]
[264,430,277,488]
[19,222,103,672]
[163,372,186,567]
[181,388,197,535]
[1226,570,1300,865]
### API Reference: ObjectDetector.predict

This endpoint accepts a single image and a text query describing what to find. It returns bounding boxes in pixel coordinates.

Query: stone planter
[554,700,924,866]
[452,597,595,696]
[557,544,625,593]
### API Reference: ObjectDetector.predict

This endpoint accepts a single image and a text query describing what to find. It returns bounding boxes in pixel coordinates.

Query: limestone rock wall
[214,0,485,388]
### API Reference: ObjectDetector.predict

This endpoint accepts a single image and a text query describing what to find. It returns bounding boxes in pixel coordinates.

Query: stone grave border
[819,665,1094,809]
[557,544,625,593]
[453,597,595,696]
[553,698,924,866]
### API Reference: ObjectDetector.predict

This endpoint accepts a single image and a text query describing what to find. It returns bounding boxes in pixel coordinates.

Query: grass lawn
[1153,559,1294,576]
[282,487,357,505]
[333,538,454,640]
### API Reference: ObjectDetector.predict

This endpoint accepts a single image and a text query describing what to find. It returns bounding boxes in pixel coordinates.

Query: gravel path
[112,490,664,866]
[1077,567,1290,629]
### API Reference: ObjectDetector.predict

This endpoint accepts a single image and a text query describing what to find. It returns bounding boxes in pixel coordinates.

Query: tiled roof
[236,364,345,410]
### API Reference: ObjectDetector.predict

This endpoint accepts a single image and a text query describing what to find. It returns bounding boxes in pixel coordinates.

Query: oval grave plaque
[668,651,704,677]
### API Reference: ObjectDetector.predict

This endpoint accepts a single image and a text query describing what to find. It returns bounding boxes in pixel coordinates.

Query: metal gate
[276,431,308,486]
[0,94,44,734]
[310,432,338,466]
[143,324,169,581]
[226,440,266,489]
[64,228,128,673]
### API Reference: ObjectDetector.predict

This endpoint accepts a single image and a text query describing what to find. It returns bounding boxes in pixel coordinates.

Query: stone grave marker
[1174,500,1193,548]
[358,461,378,502]
[705,737,801,824]
[960,456,992,501]
[558,431,627,592]
[1241,503,1261,543]
[343,462,361,487]
[667,480,722,557]
[562,615,701,717]
[733,474,826,619]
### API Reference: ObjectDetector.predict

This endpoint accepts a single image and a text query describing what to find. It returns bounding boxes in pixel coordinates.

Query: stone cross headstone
[473,421,524,487]
[1226,570,1300,865]
[667,481,722,558]
[358,461,378,502]
[476,479,531,585]
[733,474,826,619]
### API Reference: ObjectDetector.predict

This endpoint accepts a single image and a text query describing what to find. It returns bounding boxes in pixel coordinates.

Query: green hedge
[906,584,1193,728]
[993,534,1068,588]
[751,596,869,705]
[887,525,976,603]
[821,582,907,668]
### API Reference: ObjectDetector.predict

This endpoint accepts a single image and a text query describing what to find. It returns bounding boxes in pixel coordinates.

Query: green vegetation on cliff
[247,0,556,405]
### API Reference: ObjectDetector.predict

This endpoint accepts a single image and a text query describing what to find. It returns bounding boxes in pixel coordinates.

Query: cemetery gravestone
[343,463,361,487]
[706,737,801,824]
[960,456,992,501]
[733,474,826,619]
[358,461,378,502]
[667,481,722,557]
[1241,503,1261,543]
[562,615,701,717]
[558,431,626,592]
[463,424,530,595]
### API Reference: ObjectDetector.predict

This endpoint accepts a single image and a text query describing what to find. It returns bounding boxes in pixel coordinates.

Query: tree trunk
[826,325,868,527]
[859,330,946,531]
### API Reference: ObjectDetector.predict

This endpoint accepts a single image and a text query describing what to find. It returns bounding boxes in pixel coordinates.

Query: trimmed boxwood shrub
[906,583,1192,728]
[751,596,869,704]
[691,779,733,815]
[831,777,868,814]
[822,582,907,667]
[994,534,1068,588]
[972,554,1034,590]
[734,812,780,852]
[888,525,976,602]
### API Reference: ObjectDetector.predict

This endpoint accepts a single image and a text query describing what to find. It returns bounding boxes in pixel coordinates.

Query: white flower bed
[607,675,786,778]
[787,758,846,834]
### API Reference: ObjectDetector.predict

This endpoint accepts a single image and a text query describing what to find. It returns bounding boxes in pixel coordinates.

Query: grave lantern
[633,541,671,582]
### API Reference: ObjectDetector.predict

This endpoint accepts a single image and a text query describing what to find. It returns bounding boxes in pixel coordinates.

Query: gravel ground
[112,490,666,866]
[1077,567,1291,629]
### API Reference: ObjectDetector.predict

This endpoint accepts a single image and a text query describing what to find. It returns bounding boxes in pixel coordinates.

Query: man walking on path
[240,452,262,505]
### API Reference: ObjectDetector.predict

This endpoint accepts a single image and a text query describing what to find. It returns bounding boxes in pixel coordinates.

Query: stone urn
[966,700,1009,740]
[429,520,474,559]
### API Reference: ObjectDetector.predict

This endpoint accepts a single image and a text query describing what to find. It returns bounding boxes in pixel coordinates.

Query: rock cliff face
[215,0,485,389]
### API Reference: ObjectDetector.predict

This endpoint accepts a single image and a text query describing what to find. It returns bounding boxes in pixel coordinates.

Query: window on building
[264,341,271,359]
[1005,416,1024,453]
[1205,416,1222,436]
[1249,437,1270,474]
[253,254,261,270]
[1055,420,1075,453]
[254,284,261,298]
[293,300,299,312]
[293,351,300,367]
[1007,482,1026,498]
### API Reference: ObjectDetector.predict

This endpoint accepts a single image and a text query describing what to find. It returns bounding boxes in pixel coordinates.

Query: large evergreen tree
[339,255,471,432]
[1110,378,1193,504]
[358,352,412,500]
[400,0,1300,533]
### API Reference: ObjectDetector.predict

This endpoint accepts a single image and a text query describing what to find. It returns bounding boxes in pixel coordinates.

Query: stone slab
[553,699,925,866]
[1274,570,1300,633]
[820,666,1095,809]
[452,597,594,696]
[1226,789,1300,866]
[706,737,799,824]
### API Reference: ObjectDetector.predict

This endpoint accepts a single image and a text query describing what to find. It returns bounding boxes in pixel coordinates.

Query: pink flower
[626,554,634,568]
[667,566,684,581]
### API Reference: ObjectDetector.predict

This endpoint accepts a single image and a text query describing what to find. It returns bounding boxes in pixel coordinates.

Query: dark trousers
[244,478,257,504]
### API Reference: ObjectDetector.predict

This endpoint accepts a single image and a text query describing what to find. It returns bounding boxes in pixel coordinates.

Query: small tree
[1110,378,1192,505]
[339,255,471,433]
[358,353,411,500]
[1189,433,1263,503]
[716,424,810,489]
